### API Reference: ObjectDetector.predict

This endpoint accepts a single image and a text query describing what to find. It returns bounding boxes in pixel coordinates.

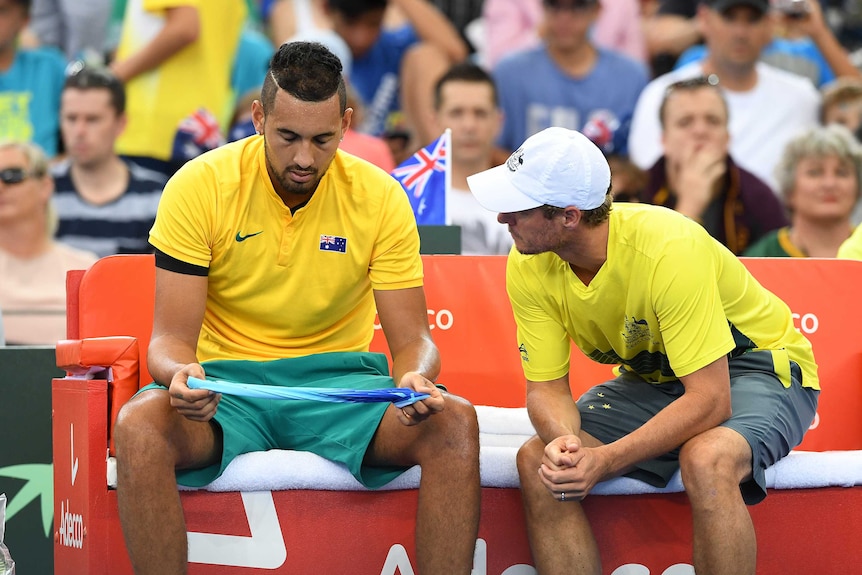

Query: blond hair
[774,124,862,204]
[0,140,56,237]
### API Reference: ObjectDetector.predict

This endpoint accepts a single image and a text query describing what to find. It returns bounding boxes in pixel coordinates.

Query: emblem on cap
[506,148,524,172]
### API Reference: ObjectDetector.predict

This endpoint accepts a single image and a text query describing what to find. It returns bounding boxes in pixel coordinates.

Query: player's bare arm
[374,286,442,426]
[148,266,218,421]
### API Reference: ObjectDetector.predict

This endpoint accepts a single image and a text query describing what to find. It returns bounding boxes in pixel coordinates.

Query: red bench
[52,255,862,574]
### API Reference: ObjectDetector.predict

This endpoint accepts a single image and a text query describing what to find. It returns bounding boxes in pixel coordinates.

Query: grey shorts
[576,350,819,505]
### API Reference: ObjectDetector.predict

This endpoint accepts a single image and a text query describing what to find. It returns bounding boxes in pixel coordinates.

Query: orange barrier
[52,255,862,574]
[371,256,862,451]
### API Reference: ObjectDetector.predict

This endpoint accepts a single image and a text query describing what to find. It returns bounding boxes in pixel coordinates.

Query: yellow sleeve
[507,253,572,382]
[368,176,423,290]
[148,160,217,268]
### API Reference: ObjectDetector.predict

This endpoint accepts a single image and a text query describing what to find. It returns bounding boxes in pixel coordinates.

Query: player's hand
[542,434,584,470]
[396,371,444,426]
[539,442,609,501]
[168,364,221,422]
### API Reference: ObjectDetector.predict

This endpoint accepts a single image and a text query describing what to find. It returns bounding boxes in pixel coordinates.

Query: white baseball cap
[467,127,611,213]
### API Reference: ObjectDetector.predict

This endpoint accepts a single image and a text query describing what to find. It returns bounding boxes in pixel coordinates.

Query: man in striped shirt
[52,65,166,258]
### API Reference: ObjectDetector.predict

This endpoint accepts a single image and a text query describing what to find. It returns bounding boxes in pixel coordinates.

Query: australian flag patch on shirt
[319,234,347,253]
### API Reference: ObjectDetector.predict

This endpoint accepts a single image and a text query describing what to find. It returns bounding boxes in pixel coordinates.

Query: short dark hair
[63,65,126,115]
[433,62,498,110]
[325,0,387,19]
[658,75,727,127]
[260,41,347,115]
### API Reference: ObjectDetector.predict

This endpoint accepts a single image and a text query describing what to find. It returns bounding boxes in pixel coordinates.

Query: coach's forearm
[525,377,582,444]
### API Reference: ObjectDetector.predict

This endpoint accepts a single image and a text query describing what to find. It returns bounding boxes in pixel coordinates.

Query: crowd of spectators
[3,0,862,344]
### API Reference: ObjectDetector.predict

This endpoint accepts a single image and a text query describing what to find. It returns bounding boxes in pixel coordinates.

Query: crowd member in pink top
[481,0,646,69]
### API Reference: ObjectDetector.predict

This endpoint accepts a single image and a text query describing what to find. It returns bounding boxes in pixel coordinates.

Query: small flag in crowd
[171,108,226,163]
[390,129,451,225]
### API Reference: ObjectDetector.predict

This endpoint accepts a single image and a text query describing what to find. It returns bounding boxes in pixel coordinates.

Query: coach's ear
[562,206,583,228]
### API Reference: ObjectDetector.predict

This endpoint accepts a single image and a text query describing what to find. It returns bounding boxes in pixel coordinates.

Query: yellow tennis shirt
[149,136,423,362]
[507,203,819,389]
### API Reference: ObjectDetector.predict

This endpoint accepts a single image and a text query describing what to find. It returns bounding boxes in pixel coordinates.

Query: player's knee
[679,438,744,497]
[114,391,175,462]
[516,436,544,480]
[428,396,479,456]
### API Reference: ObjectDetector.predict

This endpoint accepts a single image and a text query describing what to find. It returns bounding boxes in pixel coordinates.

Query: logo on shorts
[623,316,652,348]
[518,343,529,362]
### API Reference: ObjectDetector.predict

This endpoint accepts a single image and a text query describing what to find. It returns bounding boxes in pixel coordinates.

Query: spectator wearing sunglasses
[0,140,97,345]
[51,65,166,258]
[0,0,67,157]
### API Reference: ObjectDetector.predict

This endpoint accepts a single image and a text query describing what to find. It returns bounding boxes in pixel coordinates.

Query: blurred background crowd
[3,0,862,345]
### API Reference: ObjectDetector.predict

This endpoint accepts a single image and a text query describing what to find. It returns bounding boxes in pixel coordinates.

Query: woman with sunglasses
[0,140,97,345]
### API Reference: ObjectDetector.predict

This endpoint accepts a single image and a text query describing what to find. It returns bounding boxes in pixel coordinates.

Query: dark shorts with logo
[576,350,819,505]
[137,352,410,489]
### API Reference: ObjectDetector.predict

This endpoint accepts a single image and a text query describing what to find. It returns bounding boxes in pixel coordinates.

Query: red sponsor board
[53,255,862,574]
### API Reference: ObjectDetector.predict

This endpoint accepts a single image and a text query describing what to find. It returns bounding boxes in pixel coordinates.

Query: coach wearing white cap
[467,127,820,574]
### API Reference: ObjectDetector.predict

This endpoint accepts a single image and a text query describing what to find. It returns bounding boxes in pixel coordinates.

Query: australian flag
[171,107,226,163]
[390,130,450,225]
[319,234,347,253]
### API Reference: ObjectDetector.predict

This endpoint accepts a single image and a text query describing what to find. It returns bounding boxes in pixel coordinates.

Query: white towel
[157,407,862,495]
[475,405,536,437]
[768,450,862,489]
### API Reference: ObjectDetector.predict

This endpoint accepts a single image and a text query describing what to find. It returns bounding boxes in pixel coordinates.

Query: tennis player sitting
[467,127,820,575]
[112,41,480,575]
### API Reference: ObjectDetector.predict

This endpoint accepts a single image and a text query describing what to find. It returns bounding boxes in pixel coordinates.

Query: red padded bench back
[67,254,862,451]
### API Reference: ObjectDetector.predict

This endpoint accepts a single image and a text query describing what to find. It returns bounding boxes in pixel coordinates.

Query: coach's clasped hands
[539,434,610,502]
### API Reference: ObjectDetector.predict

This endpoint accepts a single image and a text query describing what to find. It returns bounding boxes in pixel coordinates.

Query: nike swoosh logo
[235,231,263,242]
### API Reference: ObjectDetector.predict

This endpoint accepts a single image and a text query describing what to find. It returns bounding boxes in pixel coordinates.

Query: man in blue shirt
[327,0,467,152]
[492,0,648,155]
[0,0,67,157]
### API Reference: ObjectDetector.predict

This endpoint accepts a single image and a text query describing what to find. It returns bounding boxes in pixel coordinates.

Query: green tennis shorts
[576,350,819,505]
[138,351,409,489]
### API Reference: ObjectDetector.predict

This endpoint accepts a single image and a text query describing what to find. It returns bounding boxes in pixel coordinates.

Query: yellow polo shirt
[507,203,819,389]
[149,137,423,361]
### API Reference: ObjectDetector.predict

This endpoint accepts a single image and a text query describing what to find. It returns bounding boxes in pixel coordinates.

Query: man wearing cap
[467,126,820,574]
[628,0,820,192]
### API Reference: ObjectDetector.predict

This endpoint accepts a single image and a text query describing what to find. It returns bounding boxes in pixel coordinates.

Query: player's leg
[365,394,480,575]
[516,373,688,573]
[114,388,222,575]
[679,426,755,575]
[682,352,819,575]
[516,434,602,575]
